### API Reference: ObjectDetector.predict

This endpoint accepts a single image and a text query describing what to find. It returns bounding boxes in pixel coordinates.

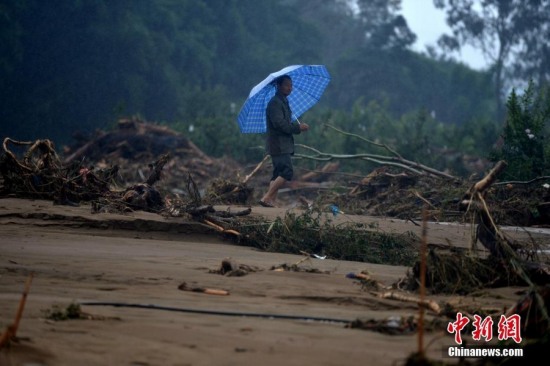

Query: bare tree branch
[295,124,459,181]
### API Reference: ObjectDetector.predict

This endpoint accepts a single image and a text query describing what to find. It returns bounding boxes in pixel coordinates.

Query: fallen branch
[145,153,170,186]
[2,138,34,172]
[178,282,229,296]
[294,143,457,181]
[321,124,459,181]
[494,176,550,186]
[459,161,512,257]
[412,190,436,210]
[374,291,441,314]
[295,145,423,175]
[324,123,403,158]
[203,219,241,236]
[240,155,269,185]
[472,160,507,193]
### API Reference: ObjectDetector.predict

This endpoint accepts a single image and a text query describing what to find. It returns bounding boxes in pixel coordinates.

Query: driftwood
[373,291,441,314]
[165,173,250,235]
[241,155,269,185]
[178,282,229,296]
[299,162,340,182]
[146,153,170,186]
[459,160,509,257]
[458,160,550,286]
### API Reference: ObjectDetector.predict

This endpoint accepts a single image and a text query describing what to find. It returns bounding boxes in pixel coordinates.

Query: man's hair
[276,74,292,86]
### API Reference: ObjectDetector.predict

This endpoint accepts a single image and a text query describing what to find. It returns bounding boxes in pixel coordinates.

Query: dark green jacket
[265,92,301,155]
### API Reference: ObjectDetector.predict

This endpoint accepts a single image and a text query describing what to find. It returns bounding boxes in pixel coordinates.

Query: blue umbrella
[237,65,331,134]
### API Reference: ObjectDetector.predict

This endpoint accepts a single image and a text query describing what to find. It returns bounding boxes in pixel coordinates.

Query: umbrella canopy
[237,65,331,134]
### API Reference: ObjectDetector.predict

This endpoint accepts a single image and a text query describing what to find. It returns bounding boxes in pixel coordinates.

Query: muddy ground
[1,198,549,366]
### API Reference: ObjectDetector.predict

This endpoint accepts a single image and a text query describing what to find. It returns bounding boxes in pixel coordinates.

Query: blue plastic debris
[330,204,344,217]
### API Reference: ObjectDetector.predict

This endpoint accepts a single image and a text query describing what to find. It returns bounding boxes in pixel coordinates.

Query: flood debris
[346,271,383,291]
[209,258,262,277]
[0,136,167,212]
[1,117,254,217]
[43,303,120,321]
[229,207,419,266]
[63,117,241,191]
[400,162,550,296]
[374,291,441,315]
[178,282,229,296]
[346,315,418,335]
[505,285,550,339]
[270,263,330,274]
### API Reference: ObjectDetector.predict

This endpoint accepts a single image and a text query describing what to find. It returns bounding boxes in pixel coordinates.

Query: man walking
[259,75,309,208]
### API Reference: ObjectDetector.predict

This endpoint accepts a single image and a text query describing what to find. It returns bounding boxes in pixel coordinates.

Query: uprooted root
[1,137,170,212]
[204,178,253,205]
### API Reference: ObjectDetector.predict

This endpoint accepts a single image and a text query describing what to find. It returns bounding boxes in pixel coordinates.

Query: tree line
[1,0,549,178]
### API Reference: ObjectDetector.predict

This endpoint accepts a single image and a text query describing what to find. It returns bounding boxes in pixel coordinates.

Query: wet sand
[1,198,547,365]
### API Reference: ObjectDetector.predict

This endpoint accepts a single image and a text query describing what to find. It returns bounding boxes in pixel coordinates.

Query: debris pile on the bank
[312,165,550,227]
[0,137,119,205]
[63,117,244,198]
[0,117,254,211]
[399,162,550,295]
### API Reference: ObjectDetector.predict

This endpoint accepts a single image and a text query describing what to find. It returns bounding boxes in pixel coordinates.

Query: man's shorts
[271,154,293,181]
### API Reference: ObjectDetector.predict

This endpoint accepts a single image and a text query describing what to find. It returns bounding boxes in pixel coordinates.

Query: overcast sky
[400,0,488,70]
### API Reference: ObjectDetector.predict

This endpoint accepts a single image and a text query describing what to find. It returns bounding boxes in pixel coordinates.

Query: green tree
[434,0,523,122]
[513,1,550,88]
[356,0,416,49]
[489,81,550,180]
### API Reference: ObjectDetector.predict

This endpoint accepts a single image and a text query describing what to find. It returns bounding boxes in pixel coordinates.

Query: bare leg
[261,176,286,205]
[268,180,279,202]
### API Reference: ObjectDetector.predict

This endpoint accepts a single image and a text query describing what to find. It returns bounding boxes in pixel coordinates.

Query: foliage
[355,0,416,49]
[6,0,548,180]
[513,1,550,88]
[44,303,82,321]
[232,208,419,266]
[1,0,498,152]
[434,0,550,121]
[329,47,495,125]
[489,81,550,180]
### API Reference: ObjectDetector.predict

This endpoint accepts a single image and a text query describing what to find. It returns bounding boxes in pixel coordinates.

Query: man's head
[276,75,292,97]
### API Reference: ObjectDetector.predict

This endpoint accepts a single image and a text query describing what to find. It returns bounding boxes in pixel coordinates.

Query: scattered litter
[329,204,344,216]
[210,258,262,277]
[346,271,382,291]
[44,303,120,321]
[270,263,330,274]
[346,315,417,335]
[300,250,326,260]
